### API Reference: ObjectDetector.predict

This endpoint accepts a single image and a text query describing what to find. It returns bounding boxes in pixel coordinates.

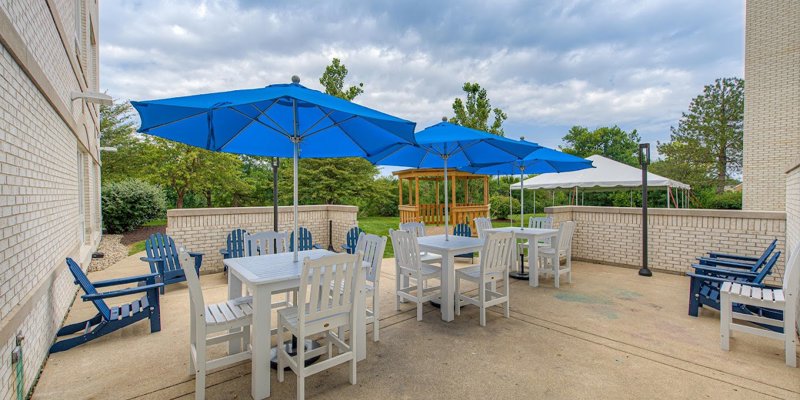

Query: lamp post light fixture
[638,143,652,277]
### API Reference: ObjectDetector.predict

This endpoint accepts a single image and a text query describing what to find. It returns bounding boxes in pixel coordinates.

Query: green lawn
[359,216,399,257]
[144,218,167,227]
[128,240,146,255]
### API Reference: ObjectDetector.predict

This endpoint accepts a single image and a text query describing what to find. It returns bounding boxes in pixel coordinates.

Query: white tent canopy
[511,155,690,191]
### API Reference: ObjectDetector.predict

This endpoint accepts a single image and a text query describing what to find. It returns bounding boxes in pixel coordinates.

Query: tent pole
[509,183,512,221]
[552,190,555,206]
[533,190,536,215]
[519,168,525,228]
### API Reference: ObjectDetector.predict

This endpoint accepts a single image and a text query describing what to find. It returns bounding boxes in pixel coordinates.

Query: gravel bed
[88,234,130,272]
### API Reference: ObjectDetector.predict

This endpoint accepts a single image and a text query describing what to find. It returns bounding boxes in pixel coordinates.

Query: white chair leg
[350,319,358,385]
[372,294,380,342]
[195,342,206,400]
[553,257,560,289]
[479,280,486,327]
[504,275,510,318]
[720,292,731,351]
[785,306,797,367]
[277,325,285,382]
[455,276,461,316]
[395,269,402,309]
[242,325,250,352]
[296,331,306,400]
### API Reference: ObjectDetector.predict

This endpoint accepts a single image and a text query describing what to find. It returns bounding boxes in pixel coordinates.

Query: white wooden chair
[246,231,294,308]
[455,231,515,326]
[721,242,799,367]
[537,221,576,288]
[356,233,388,341]
[473,217,493,239]
[184,252,252,400]
[277,253,362,400]
[517,216,553,256]
[390,228,442,321]
[399,221,442,265]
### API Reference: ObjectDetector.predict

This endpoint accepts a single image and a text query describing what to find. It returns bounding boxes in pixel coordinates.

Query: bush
[490,195,520,219]
[102,179,166,233]
[705,190,742,210]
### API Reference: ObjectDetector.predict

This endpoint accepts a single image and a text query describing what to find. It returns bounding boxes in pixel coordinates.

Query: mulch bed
[120,225,167,246]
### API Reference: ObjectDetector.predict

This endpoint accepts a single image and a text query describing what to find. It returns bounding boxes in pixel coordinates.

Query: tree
[99,101,149,183]
[450,82,507,135]
[658,77,744,193]
[560,125,641,166]
[319,58,363,101]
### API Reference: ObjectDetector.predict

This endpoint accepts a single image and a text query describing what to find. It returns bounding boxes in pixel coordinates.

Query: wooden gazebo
[394,168,490,232]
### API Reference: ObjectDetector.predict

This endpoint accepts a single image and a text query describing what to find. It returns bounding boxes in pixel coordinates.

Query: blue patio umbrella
[369,118,542,239]
[132,76,416,261]
[464,147,594,228]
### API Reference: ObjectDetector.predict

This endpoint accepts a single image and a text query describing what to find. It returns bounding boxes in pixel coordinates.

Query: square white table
[224,249,367,399]
[486,227,558,287]
[416,234,484,321]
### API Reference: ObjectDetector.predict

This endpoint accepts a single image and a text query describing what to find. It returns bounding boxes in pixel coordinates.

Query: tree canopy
[449,82,507,135]
[560,125,641,166]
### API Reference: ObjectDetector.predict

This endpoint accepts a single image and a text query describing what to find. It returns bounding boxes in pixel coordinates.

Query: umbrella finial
[442,116,448,122]
[291,75,300,84]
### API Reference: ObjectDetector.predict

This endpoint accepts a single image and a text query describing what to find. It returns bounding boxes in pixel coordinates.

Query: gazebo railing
[399,204,489,233]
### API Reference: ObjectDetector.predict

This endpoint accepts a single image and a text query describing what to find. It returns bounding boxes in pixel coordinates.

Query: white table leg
[228,272,243,354]
[530,236,540,287]
[251,286,271,399]
[440,253,455,322]
[355,267,367,361]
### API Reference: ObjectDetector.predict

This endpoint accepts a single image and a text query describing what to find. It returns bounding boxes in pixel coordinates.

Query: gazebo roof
[392,168,487,179]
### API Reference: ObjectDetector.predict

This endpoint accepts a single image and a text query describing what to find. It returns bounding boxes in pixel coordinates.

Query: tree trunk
[176,190,185,208]
[205,190,212,207]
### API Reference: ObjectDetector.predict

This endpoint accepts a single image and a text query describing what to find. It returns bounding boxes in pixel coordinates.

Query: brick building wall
[546,206,786,285]
[742,0,800,211]
[0,1,101,399]
[167,206,359,273]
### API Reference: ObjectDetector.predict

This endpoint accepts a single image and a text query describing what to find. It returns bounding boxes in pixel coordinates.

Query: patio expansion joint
[499,306,798,399]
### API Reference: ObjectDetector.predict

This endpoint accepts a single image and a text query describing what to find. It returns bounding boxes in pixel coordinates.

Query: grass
[128,240,146,255]
[359,216,399,257]
[144,218,167,227]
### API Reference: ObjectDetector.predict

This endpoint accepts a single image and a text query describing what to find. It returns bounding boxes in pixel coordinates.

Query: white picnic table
[417,234,484,322]
[224,249,367,399]
[485,227,558,287]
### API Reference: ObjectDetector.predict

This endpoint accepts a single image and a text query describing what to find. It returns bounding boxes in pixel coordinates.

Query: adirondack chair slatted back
[224,229,248,259]
[755,239,778,268]
[473,217,493,239]
[344,227,365,254]
[480,232,516,277]
[399,222,426,238]
[66,258,111,319]
[145,233,180,274]
[453,223,472,238]
[755,252,781,283]
[290,227,316,252]
[300,253,360,325]
[390,229,422,271]
[555,221,576,253]
[247,231,289,256]
[528,216,553,229]
[355,233,387,283]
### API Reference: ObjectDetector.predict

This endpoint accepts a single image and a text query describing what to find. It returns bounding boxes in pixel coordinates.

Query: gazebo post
[398,176,403,206]
[451,173,457,225]
[436,180,440,224]
[415,176,420,211]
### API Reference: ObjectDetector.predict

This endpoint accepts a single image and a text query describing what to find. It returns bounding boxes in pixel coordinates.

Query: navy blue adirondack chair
[453,223,474,262]
[289,227,322,252]
[696,239,777,272]
[687,251,781,317]
[219,228,248,273]
[50,258,163,353]
[341,227,364,254]
[141,233,203,294]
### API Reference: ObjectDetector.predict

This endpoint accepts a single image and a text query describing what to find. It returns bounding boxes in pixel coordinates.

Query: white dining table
[416,234,484,322]
[224,249,367,399]
[486,227,558,287]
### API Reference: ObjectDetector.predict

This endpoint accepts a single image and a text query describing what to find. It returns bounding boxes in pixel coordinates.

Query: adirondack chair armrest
[81,283,164,301]
[695,257,754,269]
[188,252,203,271]
[312,243,322,249]
[707,252,759,262]
[685,272,764,287]
[92,273,161,288]
[219,249,229,256]
[691,265,758,279]
[140,256,166,274]
[188,252,204,258]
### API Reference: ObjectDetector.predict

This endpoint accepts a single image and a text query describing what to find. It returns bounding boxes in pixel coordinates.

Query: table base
[509,271,530,280]
[270,339,322,369]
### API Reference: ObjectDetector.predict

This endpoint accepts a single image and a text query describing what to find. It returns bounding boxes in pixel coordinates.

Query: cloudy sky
[100,0,744,154]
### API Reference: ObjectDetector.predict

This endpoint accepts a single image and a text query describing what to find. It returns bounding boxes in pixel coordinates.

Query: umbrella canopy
[132,77,417,261]
[463,148,594,228]
[371,119,541,239]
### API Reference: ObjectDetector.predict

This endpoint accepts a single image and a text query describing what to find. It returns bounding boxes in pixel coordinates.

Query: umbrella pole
[519,168,524,229]
[292,101,299,263]
[444,157,449,241]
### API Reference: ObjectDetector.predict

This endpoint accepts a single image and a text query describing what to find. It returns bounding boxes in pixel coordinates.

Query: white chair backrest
[299,253,360,324]
[182,249,206,315]
[555,221,576,252]
[356,233,387,284]
[480,231,516,277]
[783,242,800,297]
[528,216,553,229]
[473,217,493,238]
[389,229,422,271]
[399,221,426,237]
[247,231,289,256]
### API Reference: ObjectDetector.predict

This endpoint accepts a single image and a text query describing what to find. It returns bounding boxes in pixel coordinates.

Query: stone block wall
[742,0,800,211]
[167,205,359,273]
[546,206,786,285]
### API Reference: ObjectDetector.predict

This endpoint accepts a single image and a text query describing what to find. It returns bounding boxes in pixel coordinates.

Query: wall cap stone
[544,205,786,220]
[167,205,359,217]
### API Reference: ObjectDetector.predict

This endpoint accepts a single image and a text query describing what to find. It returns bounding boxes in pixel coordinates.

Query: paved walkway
[33,252,799,399]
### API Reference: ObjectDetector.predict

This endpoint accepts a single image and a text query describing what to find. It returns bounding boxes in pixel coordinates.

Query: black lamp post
[270,157,280,232]
[639,143,652,277]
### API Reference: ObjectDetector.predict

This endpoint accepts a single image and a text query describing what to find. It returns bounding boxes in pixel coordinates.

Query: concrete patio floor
[33,252,799,400]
